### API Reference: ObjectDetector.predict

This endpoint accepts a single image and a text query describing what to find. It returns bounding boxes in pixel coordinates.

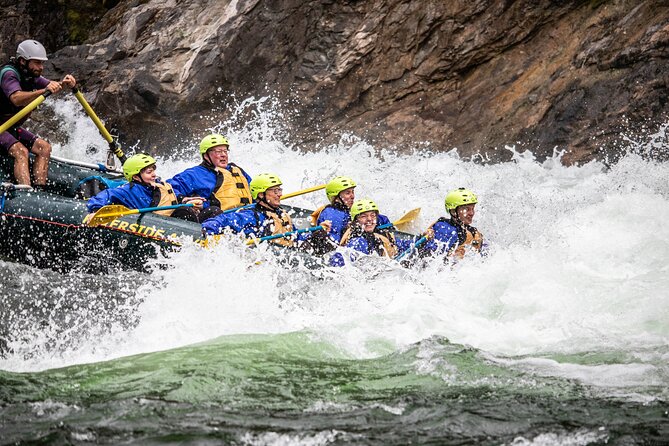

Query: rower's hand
[60,74,76,89]
[423,228,435,240]
[45,81,63,94]
[320,220,332,233]
[182,196,204,209]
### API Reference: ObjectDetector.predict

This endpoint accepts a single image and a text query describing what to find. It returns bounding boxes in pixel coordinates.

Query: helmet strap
[257,193,281,212]
[332,196,348,211]
[449,208,464,225]
[201,154,215,169]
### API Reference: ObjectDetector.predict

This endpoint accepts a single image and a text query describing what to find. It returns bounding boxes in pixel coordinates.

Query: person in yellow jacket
[167,134,252,221]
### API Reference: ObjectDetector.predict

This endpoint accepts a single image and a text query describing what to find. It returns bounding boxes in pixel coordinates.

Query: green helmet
[350,199,379,221]
[250,173,282,200]
[123,153,156,182]
[326,176,356,203]
[199,133,229,156]
[445,188,478,210]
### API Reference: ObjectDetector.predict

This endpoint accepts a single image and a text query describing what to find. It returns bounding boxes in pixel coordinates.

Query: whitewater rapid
[2,96,668,402]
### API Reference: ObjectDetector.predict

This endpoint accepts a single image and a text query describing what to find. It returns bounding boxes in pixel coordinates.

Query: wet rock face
[3,0,669,163]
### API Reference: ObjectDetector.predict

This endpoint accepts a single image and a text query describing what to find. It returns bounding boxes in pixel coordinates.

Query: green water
[1,333,667,445]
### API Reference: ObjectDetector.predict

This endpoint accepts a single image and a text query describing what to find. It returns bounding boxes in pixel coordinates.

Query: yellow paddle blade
[392,208,421,230]
[85,204,135,227]
[282,184,326,200]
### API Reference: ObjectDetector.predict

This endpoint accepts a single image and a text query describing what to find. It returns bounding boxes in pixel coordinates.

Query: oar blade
[86,204,132,227]
[393,207,421,229]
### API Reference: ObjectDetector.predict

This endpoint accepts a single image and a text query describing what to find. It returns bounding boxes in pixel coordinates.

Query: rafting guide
[0,40,76,188]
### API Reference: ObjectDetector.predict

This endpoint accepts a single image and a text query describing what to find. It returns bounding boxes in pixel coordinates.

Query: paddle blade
[86,204,133,227]
[392,208,421,229]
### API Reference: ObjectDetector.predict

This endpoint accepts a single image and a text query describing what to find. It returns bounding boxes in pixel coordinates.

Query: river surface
[1,97,668,445]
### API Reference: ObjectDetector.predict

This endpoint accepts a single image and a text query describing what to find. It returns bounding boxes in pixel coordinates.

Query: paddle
[377,207,421,231]
[86,203,194,227]
[282,184,326,199]
[72,87,127,166]
[220,184,328,215]
[394,235,428,261]
[246,225,324,245]
[0,90,52,134]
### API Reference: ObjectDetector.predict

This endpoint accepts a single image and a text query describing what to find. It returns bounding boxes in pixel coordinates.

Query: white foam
[3,96,668,399]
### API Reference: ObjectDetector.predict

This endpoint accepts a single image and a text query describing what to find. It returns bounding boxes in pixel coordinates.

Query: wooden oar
[377,207,421,231]
[86,203,194,227]
[221,184,328,215]
[246,225,324,245]
[0,90,51,134]
[72,87,127,165]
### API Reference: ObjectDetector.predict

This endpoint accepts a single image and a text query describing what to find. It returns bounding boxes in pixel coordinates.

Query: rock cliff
[2,0,668,164]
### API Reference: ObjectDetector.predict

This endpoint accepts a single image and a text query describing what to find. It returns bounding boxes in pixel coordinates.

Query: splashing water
[1,95,667,444]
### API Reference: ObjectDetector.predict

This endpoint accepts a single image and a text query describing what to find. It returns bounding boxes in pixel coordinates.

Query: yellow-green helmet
[326,176,356,203]
[199,133,229,156]
[350,199,379,221]
[445,188,478,210]
[123,153,156,181]
[250,173,282,200]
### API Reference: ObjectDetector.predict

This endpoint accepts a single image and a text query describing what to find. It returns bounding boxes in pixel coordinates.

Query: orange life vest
[257,206,295,247]
[150,181,179,216]
[340,225,398,258]
[211,164,252,210]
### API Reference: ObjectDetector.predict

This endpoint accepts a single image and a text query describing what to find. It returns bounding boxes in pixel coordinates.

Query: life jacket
[309,200,348,226]
[210,163,252,210]
[149,181,179,216]
[0,61,40,123]
[430,217,483,260]
[253,204,295,247]
[340,224,399,258]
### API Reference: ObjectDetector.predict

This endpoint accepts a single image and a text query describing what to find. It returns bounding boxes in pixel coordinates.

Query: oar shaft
[73,87,127,163]
[0,91,52,134]
[73,88,113,142]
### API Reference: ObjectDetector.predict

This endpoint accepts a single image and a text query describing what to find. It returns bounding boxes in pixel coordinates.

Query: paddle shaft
[0,91,52,134]
[221,184,327,214]
[394,236,428,261]
[282,184,325,199]
[251,225,324,244]
[115,202,194,217]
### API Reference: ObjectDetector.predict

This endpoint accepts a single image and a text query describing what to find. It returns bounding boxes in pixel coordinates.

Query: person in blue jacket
[420,187,485,262]
[310,176,391,245]
[329,199,411,267]
[167,133,252,221]
[85,153,202,222]
[202,173,333,253]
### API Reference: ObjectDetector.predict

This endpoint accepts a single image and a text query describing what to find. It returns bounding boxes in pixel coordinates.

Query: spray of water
[1,96,667,401]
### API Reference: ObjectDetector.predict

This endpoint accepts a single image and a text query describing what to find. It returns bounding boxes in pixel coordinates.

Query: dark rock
[2,0,669,165]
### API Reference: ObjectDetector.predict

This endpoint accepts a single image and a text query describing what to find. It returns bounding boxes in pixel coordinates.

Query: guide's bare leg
[30,138,52,186]
[7,142,31,186]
